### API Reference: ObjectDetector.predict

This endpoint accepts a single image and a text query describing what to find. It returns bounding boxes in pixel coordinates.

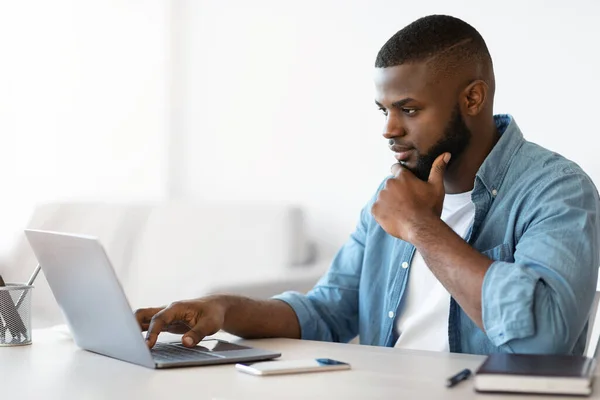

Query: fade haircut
[375,15,494,88]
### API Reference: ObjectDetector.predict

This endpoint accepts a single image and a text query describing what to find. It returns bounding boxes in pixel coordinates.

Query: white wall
[0,0,169,257]
[174,0,600,255]
[1,1,599,261]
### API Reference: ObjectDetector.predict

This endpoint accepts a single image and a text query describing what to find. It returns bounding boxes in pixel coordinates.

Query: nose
[382,115,406,140]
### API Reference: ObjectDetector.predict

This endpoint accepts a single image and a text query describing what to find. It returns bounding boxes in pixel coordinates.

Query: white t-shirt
[394,191,475,351]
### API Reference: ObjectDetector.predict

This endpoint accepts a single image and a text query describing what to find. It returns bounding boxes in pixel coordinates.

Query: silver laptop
[24,229,281,369]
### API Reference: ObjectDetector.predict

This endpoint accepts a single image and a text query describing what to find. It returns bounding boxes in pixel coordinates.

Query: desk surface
[1,328,598,400]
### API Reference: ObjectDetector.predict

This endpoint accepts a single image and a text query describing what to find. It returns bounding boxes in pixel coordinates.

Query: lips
[390,145,414,162]
[394,151,412,161]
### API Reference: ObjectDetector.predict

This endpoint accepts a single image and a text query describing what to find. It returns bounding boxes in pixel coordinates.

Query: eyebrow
[375,98,415,109]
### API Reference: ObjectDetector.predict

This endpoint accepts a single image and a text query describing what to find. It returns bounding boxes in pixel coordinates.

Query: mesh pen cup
[0,283,33,346]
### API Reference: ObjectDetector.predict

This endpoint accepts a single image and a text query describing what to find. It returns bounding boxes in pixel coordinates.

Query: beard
[407,104,472,182]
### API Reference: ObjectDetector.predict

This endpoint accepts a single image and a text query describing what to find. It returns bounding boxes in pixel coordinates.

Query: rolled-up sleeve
[482,170,600,354]
[273,191,377,343]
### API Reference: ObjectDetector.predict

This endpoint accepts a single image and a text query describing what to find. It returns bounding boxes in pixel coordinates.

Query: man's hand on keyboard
[135,296,227,349]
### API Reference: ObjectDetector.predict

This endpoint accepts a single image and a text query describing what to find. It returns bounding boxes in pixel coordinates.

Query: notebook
[474,353,597,396]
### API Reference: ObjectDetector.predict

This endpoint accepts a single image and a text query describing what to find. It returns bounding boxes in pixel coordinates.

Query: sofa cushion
[124,201,311,308]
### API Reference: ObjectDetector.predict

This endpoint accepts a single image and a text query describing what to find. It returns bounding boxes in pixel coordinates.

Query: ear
[460,80,488,116]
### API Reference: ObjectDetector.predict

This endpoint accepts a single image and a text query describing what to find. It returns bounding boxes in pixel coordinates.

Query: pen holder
[0,283,33,346]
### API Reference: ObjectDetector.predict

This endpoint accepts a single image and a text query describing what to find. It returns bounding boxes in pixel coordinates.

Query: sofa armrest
[203,261,330,299]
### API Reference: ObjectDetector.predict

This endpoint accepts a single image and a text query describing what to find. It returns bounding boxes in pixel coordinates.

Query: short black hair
[375,15,493,81]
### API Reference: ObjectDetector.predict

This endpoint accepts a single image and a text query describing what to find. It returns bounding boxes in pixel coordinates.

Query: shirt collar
[475,114,525,196]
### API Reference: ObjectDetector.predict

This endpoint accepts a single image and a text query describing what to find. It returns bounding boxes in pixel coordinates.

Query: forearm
[409,218,493,330]
[220,295,301,339]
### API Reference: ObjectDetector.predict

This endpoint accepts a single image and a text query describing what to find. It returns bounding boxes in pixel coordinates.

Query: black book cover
[476,353,596,379]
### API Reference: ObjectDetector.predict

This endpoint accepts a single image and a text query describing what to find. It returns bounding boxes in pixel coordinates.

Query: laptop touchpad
[195,339,252,352]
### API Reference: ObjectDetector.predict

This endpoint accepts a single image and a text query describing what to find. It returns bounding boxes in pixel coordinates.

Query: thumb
[428,152,451,186]
[182,318,220,347]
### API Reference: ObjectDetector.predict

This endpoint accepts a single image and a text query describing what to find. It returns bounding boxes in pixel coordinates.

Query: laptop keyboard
[151,342,221,363]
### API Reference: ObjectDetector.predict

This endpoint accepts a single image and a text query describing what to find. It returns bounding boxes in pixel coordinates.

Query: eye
[401,108,417,116]
[379,107,388,117]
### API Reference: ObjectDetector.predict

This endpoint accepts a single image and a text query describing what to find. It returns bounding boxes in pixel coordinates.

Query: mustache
[388,139,414,150]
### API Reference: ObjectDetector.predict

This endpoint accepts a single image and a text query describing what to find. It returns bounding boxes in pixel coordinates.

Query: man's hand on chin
[371,152,451,243]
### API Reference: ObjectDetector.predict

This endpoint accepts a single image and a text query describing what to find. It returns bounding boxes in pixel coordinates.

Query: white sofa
[0,201,329,328]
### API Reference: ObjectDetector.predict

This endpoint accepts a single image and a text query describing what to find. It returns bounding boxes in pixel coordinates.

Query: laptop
[24,229,281,369]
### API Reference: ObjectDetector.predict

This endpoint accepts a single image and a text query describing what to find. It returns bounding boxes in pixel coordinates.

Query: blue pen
[446,368,472,388]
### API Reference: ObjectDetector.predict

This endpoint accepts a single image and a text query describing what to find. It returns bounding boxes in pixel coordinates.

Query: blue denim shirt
[275,115,600,355]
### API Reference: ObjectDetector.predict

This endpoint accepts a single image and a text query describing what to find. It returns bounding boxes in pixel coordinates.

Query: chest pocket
[481,243,514,263]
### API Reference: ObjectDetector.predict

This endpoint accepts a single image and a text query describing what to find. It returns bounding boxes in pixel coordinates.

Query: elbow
[497,327,572,355]
[490,287,576,355]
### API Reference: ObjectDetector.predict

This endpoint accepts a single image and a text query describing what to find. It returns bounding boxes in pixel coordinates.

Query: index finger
[145,304,191,348]
[145,309,177,348]
[135,307,164,331]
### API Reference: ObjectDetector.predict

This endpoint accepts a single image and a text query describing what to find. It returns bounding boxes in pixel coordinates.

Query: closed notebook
[474,353,596,396]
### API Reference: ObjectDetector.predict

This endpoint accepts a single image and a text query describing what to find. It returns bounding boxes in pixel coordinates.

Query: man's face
[374,63,472,181]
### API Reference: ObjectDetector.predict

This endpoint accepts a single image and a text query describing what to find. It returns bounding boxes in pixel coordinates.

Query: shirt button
[492,189,498,197]
[388,311,395,318]
[401,262,409,269]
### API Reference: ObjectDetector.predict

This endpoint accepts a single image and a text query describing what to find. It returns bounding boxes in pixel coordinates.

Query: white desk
[1,328,599,400]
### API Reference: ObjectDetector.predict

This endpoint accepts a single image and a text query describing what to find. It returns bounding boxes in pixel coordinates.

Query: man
[136,15,600,355]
